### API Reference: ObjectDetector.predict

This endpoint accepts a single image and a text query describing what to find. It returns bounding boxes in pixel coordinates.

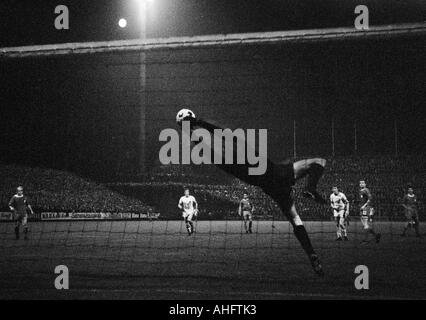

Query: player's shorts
[182,211,195,221]
[242,210,252,220]
[361,206,374,217]
[405,208,418,221]
[218,160,295,212]
[14,213,28,226]
[333,209,345,218]
[261,161,295,212]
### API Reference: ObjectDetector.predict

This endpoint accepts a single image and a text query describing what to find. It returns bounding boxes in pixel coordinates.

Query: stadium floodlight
[118,18,127,28]
[133,0,155,38]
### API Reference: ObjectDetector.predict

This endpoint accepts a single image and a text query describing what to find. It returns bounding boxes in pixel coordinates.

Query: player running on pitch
[178,188,198,236]
[176,110,328,276]
[401,187,421,237]
[9,186,34,240]
[359,180,381,244]
[239,193,254,233]
[330,186,349,241]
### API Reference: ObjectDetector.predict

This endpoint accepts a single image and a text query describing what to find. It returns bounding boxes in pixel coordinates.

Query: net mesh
[0,25,425,299]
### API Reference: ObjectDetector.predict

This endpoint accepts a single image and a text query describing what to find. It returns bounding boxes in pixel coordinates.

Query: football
[176,108,196,124]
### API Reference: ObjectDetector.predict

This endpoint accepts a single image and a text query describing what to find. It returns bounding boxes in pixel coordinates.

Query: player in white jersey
[330,186,349,241]
[178,188,198,235]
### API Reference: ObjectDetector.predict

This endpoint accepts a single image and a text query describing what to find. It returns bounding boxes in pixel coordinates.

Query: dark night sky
[0,0,425,47]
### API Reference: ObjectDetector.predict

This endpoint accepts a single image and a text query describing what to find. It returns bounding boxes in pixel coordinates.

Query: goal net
[0,24,425,299]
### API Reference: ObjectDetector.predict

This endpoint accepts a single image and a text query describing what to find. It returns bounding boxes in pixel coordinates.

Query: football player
[9,186,34,240]
[178,188,198,235]
[330,186,349,241]
[239,193,254,233]
[359,180,381,244]
[178,113,328,276]
[401,187,421,237]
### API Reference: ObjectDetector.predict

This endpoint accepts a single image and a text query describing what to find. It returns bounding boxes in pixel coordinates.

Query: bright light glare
[118,18,127,28]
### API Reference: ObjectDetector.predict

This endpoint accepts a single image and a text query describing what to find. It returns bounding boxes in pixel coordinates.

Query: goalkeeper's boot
[309,254,324,277]
[375,233,381,243]
[335,236,343,241]
[14,226,20,240]
[302,190,327,205]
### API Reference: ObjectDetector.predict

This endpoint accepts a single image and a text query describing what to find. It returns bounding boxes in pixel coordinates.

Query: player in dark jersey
[401,187,421,237]
[239,193,254,233]
[178,115,327,276]
[359,180,381,244]
[8,186,34,240]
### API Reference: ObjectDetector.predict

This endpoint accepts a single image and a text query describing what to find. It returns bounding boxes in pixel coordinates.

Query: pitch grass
[0,220,424,299]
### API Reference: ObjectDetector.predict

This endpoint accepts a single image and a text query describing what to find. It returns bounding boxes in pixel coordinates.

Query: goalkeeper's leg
[271,191,323,276]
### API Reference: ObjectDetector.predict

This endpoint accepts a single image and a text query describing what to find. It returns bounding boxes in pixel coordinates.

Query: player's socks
[309,254,324,277]
[293,225,315,256]
[24,227,28,240]
[375,233,381,243]
[248,221,252,233]
[14,226,19,240]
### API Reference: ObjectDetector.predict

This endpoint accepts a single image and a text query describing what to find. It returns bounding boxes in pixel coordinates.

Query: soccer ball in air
[176,108,196,124]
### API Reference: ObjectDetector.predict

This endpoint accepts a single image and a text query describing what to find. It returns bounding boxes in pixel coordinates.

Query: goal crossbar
[1,23,425,59]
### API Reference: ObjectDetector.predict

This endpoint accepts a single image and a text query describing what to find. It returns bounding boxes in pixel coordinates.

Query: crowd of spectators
[0,163,153,214]
[138,156,425,220]
[1,156,424,221]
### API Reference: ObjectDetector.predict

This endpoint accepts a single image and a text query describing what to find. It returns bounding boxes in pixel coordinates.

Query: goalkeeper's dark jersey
[194,118,296,212]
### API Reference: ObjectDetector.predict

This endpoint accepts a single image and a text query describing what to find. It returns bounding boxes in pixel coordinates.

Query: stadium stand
[121,156,426,221]
[0,163,153,214]
[1,156,424,221]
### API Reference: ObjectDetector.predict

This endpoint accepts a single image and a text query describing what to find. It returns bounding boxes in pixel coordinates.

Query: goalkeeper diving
[176,109,328,276]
